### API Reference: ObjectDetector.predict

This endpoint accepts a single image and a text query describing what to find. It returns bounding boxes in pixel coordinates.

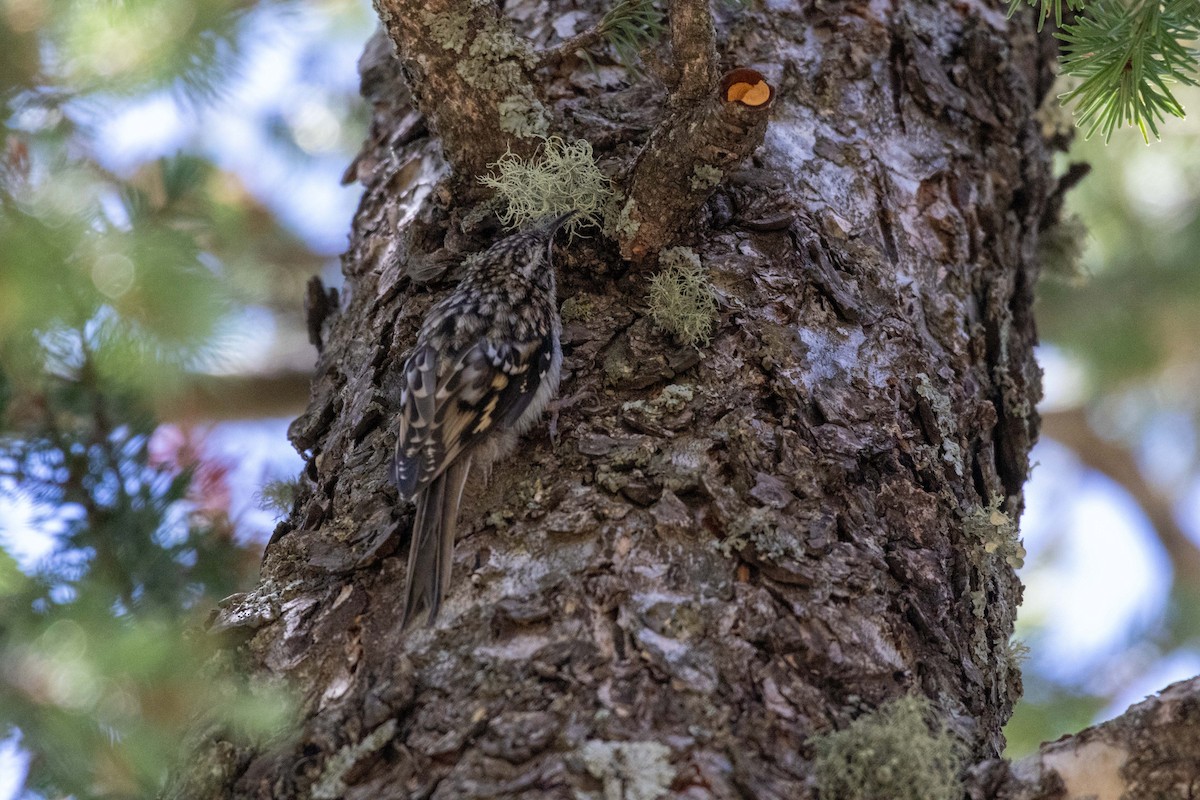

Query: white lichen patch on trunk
[580,740,676,800]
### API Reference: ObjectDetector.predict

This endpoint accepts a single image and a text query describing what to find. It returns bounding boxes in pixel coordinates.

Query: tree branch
[967,675,1200,799]
[609,0,773,260]
[617,66,775,261]
[1042,407,1200,586]
[371,0,553,181]
[155,371,312,422]
[667,0,718,102]
[538,27,608,69]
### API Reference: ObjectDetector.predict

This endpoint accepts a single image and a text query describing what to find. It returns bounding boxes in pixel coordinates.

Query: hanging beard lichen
[478,136,612,236]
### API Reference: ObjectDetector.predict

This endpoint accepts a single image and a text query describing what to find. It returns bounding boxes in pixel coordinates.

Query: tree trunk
[174,1,1066,797]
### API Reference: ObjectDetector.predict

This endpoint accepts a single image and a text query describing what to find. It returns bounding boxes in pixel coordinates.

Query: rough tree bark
[165,1,1193,798]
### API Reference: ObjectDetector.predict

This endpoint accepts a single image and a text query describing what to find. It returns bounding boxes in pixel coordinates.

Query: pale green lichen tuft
[605,195,641,240]
[370,0,391,25]
[255,478,298,515]
[965,494,1025,569]
[995,635,1031,699]
[479,136,612,235]
[497,92,551,139]
[420,8,471,53]
[455,13,536,91]
[915,374,964,477]
[312,720,397,800]
[715,507,802,561]
[648,247,717,346]
[689,163,723,191]
[1038,213,1088,282]
[581,739,675,800]
[1005,637,1031,669]
[811,696,965,800]
[560,294,597,323]
[622,383,693,415]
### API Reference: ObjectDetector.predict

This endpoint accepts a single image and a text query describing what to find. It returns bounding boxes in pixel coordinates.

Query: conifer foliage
[1011,0,1200,140]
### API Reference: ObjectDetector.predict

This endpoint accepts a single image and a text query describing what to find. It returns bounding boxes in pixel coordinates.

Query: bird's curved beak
[546,210,576,235]
[544,211,574,264]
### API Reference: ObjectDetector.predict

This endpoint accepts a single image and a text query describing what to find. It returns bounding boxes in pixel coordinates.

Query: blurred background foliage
[0,0,370,795]
[3,0,1200,796]
[1005,98,1200,755]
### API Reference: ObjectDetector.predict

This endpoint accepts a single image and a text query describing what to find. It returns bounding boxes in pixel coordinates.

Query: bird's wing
[392,335,552,499]
[392,343,440,498]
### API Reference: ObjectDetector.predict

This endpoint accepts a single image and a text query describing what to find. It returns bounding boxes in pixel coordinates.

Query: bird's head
[509,211,575,280]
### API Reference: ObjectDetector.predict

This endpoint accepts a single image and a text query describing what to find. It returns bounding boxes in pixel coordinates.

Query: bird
[392,212,573,629]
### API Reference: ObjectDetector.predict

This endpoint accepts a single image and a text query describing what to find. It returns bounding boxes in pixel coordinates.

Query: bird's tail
[400,457,472,630]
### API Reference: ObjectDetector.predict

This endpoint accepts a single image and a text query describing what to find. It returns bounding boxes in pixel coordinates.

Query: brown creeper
[392,212,573,628]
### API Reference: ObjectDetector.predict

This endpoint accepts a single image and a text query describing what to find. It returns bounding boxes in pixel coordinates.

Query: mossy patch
[961,495,1024,666]
[810,695,965,800]
[593,439,657,495]
[715,506,800,561]
[622,383,693,416]
[648,247,717,346]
